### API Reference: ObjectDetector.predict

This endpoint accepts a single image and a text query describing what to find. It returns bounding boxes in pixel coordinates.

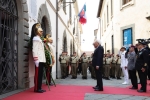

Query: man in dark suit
[135,41,149,92]
[92,40,104,91]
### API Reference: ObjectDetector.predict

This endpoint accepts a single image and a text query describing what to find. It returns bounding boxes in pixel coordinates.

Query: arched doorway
[63,31,67,52]
[0,0,18,94]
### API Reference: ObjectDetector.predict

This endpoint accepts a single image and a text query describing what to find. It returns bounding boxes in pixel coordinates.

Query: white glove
[34,60,39,67]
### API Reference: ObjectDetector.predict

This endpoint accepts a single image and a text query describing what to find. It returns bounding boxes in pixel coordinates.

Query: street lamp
[58,0,76,10]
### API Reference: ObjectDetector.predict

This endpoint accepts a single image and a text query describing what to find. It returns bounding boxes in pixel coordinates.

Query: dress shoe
[105,77,110,80]
[94,88,103,91]
[122,82,128,85]
[117,77,121,80]
[50,83,53,86]
[137,89,146,93]
[93,86,99,89]
[129,87,138,89]
[35,90,44,93]
[41,89,46,92]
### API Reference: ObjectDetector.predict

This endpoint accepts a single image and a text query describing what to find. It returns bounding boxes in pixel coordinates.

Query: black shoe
[137,89,146,93]
[93,86,98,89]
[111,76,116,79]
[35,90,44,93]
[105,77,110,80]
[129,87,138,89]
[71,77,74,79]
[94,88,103,91]
[117,77,121,80]
[41,89,46,92]
[50,83,53,86]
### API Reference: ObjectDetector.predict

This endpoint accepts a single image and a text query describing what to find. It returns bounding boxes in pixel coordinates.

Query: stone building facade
[0,0,82,95]
[97,0,150,54]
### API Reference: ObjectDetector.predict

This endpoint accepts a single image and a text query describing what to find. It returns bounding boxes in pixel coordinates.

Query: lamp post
[56,0,76,79]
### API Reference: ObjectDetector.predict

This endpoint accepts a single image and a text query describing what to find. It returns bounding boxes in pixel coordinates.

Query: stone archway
[63,30,67,52]
[37,4,51,36]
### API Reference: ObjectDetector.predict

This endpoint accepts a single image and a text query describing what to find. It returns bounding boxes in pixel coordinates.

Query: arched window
[0,0,18,94]
[63,37,67,52]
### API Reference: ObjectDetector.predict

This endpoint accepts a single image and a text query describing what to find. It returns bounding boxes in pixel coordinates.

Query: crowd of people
[59,39,150,93]
[30,23,150,93]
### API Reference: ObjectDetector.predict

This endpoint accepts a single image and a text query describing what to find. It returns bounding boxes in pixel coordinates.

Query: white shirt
[120,51,128,67]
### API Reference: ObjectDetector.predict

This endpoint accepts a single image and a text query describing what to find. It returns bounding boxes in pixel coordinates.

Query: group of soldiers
[59,52,96,79]
[102,52,122,80]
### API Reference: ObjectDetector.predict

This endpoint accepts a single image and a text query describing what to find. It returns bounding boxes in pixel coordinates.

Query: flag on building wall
[78,4,87,24]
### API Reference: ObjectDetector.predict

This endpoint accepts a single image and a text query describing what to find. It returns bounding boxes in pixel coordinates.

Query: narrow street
[3,74,150,100]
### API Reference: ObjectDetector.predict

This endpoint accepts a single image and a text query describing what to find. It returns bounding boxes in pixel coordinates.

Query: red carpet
[3,83,150,100]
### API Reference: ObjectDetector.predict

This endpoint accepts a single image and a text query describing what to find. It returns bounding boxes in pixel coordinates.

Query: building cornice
[97,0,104,18]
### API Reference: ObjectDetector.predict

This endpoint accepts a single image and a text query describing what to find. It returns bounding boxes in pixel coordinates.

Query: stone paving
[55,73,150,100]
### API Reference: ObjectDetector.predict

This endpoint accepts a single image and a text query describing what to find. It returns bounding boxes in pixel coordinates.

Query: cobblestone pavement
[55,73,150,100]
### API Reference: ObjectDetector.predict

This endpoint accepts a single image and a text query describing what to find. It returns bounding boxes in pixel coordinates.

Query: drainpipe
[56,0,58,79]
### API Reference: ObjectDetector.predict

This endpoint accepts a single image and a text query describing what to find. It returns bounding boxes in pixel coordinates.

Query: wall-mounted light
[58,0,76,11]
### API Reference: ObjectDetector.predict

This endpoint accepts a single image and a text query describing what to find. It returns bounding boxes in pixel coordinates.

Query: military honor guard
[59,52,68,79]
[102,54,106,78]
[127,45,138,89]
[110,54,116,79]
[120,47,129,85]
[104,54,112,80]
[70,52,79,79]
[135,40,149,92]
[66,52,70,77]
[115,54,122,79]
[81,53,89,79]
[31,23,46,93]
[89,53,96,79]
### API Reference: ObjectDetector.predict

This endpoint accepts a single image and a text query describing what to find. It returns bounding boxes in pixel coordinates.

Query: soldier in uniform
[111,54,116,79]
[104,54,112,80]
[102,54,106,78]
[81,53,89,79]
[89,53,96,79]
[127,45,138,89]
[70,52,79,79]
[30,23,46,93]
[115,54,122,79]
[59,52,68,79]
[65,52,70,77]
[120,46,129,85]
[135,40,149,92]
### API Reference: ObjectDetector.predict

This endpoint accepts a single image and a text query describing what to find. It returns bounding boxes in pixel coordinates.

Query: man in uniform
[135,40,149,92]
[81,53,89,79]
[31,23,46,93]
[89,53,96,79]
[128,45,138,89]
[70,52,79,79]
[59,52,68,79]
[65,52,70,77]
[120,47,129,85]
[104,54,112,80]
[111,54,116,79]
[115,54,122,79]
